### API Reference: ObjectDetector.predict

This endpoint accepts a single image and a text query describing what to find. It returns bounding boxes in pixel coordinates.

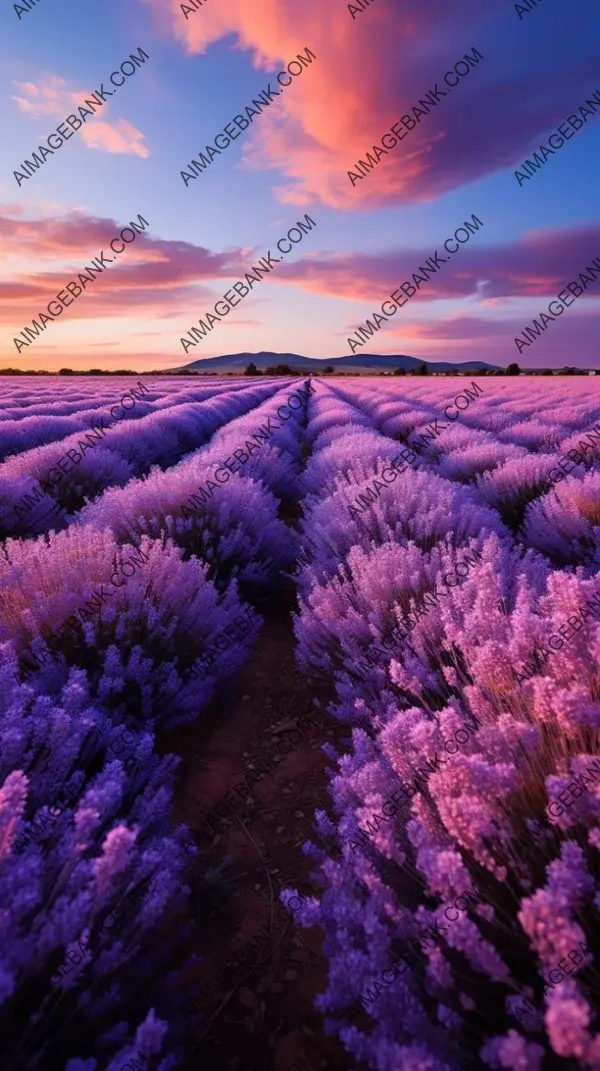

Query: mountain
[174,351,500,374]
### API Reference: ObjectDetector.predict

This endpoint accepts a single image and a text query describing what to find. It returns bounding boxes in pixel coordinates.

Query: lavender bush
[4,376,600,1071]
[0,652,193,1071]
[0,527,259,727]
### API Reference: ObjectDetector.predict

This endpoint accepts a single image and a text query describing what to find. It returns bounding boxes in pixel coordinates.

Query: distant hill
[175,351,500,374]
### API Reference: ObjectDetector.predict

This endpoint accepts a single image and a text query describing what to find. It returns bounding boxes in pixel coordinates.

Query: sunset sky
[1,0,599,371]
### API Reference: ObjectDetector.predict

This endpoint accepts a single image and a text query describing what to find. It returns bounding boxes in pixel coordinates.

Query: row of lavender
[0,376,312,1071]
[0,377,291,539]
[286,379,600,1069]
[3,375,600,1069]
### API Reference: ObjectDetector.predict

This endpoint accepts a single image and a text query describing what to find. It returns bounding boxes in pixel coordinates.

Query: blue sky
[2,0,599,369]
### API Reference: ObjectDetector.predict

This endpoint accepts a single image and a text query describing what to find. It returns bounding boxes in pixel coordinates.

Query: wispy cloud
[141,0,600,208]
[11,76,149,160]
[0,206,254,328]
[276,222,600,303]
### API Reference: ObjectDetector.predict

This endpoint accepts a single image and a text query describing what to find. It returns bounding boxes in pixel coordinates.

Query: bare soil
[165,598,355,1071]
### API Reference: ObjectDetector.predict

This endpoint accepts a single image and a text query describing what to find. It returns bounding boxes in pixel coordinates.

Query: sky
[1,0,599,371]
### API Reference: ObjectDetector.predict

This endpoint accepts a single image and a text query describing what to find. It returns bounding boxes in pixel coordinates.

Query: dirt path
[165,601,354,1071]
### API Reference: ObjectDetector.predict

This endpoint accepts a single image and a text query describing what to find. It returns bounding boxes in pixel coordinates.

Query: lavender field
[2,373,600,1071]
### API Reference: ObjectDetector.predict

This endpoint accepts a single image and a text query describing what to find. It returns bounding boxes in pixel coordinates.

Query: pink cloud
[276,222,600,303]
[402,316,518,341]
[11,76,149,160]
[140,0,600,208]
[12,77,71,116]
[218,318,263,328]
[340,310,600,369]
[79,119,150,158]
[0,207,256,330]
